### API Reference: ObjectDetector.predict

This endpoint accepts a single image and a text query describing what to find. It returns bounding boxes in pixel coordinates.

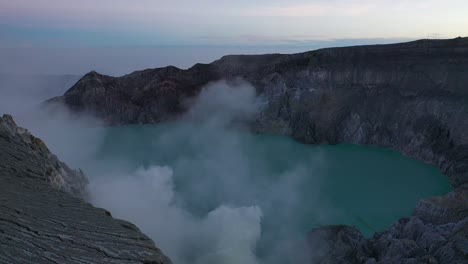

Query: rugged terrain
[0,114,172,264]
[46,37,468,263]
[49,37,468,188]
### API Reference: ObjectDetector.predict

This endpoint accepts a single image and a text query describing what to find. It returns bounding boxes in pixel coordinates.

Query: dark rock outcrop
[0,114,88,199]
[0,115,172,264]
[47,37,468,263]
[305,186,467,264]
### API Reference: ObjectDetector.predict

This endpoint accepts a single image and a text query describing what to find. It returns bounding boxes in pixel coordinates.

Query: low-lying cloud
[90,165,263,264]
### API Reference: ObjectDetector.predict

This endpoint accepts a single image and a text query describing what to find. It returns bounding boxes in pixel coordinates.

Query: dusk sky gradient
[1,0,467,75]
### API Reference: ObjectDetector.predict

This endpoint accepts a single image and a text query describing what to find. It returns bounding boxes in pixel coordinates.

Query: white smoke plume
[89,165,263,264]
[0,76,327,264]
[88,80,267,264]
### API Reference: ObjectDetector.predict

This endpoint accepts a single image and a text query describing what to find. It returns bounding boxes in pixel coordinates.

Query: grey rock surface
[47,37,468,263]
[0,114,172,264]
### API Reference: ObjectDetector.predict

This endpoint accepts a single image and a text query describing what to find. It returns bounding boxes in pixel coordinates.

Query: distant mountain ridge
[48,37,468,187]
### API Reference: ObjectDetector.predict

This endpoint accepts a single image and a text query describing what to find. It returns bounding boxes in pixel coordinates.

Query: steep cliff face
[250,39,468,189]
[0,115,172,264]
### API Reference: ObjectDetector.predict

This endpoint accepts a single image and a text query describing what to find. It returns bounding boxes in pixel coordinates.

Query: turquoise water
[94,122,451,260]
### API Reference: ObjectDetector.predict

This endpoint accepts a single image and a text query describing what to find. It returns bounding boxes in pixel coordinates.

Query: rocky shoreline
[305,186,467,263]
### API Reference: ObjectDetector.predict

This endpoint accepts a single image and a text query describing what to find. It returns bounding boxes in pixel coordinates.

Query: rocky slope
[0,115,172,264]
[47,37,468,263]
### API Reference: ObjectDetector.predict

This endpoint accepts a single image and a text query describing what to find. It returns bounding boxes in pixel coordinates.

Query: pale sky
[0,0,467,75]
[1,0,467,47]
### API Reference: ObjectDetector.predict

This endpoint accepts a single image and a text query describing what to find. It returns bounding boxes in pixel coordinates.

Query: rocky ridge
[0,114,172,264]
[49,37,468,188]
